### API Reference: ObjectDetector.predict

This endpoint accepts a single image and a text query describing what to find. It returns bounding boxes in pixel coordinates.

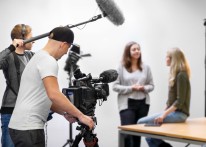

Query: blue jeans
[137,111,188,147]
[1,114,14,147]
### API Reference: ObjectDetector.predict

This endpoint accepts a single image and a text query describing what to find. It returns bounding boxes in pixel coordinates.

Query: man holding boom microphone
[0,24,34,147]
[8,26,95,147]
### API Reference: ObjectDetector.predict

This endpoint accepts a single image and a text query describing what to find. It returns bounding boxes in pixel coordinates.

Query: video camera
[62,67,118,116]
[62,44,118,147]
[62,44,118,116]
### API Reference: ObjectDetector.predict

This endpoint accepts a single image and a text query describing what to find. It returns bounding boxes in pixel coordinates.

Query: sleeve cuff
[7,44,16,52]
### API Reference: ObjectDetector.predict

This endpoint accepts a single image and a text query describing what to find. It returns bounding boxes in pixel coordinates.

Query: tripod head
[72,117,99,147]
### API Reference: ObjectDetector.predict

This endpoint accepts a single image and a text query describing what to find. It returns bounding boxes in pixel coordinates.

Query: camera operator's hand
[78,114,95,130]
[63,113,77,123]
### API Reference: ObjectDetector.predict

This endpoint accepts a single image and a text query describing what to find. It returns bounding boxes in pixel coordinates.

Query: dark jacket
[0,45,34,114]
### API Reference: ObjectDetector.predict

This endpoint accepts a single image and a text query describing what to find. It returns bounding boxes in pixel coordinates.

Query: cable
[45,122,48,147]
[75,7,99,30]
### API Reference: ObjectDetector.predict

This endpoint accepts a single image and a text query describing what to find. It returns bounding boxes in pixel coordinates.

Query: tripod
[62,65,76,147]
[62,92,99,147]
[204,19,206,117]
[71,118,99,147]
[62,45,91,147]
[62,123,74,147]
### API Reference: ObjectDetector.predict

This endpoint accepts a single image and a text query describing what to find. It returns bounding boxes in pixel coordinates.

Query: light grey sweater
[112,63,154,112]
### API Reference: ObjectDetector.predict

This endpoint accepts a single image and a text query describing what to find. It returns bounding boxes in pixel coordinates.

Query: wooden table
[118,117,206,147]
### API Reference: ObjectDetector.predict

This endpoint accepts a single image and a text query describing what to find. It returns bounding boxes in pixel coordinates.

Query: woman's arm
[154,105,177,124]
[173,73,188,109]
[143,65,154,93]
[112,65,133,94]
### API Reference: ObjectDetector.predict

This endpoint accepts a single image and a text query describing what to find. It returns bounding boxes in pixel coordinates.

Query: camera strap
[12,52,21,86]
[5,52,21,96]
[6,80,17,95]
[6,51,34,96]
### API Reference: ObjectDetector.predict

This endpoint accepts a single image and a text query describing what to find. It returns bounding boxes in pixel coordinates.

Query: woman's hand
[154,115,164,124]
[154,105,177,124]
[132,84,145,91]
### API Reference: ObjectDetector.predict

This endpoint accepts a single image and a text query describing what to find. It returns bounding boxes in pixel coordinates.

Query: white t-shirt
[9,50,58,130]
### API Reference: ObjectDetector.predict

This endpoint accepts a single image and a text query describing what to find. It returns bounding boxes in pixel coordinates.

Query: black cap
[49,26,74,44]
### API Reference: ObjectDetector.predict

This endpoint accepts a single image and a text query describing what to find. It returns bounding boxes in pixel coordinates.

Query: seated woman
[138,47,191,147]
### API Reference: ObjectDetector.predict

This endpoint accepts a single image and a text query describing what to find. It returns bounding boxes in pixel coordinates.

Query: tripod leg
[62,139,72,147]
[94,142,99,147]
[69,123,74,147]
[93,138,99,147]
[72,133,82,147]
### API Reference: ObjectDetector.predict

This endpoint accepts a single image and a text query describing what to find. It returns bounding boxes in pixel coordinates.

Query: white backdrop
[0,0,205,147]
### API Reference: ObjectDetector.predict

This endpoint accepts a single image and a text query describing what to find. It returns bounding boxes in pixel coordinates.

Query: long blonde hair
[167,47,191,87]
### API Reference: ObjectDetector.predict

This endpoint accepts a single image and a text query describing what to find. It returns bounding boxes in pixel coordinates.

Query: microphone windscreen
[100,69,118,83]
[96,0,125,26]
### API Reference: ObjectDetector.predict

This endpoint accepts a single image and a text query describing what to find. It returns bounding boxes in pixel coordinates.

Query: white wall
[0,0,205,147]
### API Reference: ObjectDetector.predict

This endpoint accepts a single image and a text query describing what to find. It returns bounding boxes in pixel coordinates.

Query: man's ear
[63,42,70,47]
[59,42,66,48]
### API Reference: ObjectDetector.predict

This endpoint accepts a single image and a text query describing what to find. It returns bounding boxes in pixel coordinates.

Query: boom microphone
[96,0,125,26]
[23,0,125,44]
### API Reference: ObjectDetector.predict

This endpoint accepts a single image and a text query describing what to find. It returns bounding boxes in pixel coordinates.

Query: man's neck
[43,40,60,59]
[15,47,25,54]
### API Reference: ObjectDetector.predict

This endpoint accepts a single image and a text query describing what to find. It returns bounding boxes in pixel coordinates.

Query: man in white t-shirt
[8,26,95,147]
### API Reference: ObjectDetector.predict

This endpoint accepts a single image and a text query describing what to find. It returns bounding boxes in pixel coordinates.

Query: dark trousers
[120,98,150,147]
[9,128,45,147]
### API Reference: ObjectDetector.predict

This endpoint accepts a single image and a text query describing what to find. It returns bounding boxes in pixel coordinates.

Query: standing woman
[138,47,191,147]
[113,41,154,147]
[0,24,34,147]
